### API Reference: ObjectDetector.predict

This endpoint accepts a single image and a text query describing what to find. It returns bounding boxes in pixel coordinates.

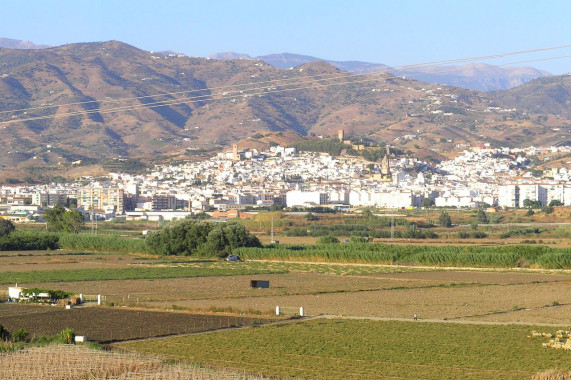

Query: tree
[0,219,15,237]
[146,220,260,257]
[44,205,66,231]
[62,210,85,233]
[44,206,84,233]
[476,209,488,223]
[421,198,435,208]
[438,212,452,227]
[305,212,318,221]
[542,206,554,215]
[523,199,542,209]
[192,212,211,220]
[549,200,563,207]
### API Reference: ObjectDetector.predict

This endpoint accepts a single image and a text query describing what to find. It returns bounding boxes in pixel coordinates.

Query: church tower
[380,154,392,182]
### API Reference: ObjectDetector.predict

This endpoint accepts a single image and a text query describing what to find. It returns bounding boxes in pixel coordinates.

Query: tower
[380,154,392,182]
[232,144,239,161]
[338,129,344,142]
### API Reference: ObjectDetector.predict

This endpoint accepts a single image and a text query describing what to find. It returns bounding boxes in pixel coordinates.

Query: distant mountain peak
[209,50,550,91]
[208,52,252,60]
[0,37,50,50]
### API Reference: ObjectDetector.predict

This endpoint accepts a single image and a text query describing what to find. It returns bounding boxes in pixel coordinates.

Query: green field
[118,319,571,379]
[0,262,287,284]
[236,243,571,269]
[0,257,438,285]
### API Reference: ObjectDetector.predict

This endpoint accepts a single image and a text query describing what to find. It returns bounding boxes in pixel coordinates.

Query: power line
[2,44,570,115]
[0,46,570,126]
[1,44,569,118]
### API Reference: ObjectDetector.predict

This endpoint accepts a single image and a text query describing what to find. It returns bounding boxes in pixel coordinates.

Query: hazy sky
[2,0,570,74]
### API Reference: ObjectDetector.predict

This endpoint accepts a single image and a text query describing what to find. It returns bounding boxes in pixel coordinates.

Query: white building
[518,184,547,207]
[286,190,329,208]
[498,185,519,208]
[374,191,415,208]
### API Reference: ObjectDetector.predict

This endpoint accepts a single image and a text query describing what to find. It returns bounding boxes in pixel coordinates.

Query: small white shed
[8,287,23,299]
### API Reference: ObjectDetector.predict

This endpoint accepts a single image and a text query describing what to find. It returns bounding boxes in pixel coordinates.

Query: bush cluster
[0,231,59,250]
[145,219,261,257]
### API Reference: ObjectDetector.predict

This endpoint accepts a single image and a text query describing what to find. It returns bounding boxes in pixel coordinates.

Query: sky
[1,0,570,74]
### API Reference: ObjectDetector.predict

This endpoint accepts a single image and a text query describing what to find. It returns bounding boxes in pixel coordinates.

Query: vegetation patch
[236,243,571,269]
[119,319,571,379]
[0,262,287,284]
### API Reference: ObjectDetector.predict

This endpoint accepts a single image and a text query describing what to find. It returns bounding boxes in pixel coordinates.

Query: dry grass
[532,369,571,380]
[0,344,266,379]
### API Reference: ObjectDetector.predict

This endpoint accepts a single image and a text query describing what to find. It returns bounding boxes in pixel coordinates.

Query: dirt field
[0,250,144,273]
[11,268,569,325]
[2,249,570,327]
[152,270,571,325]
[0,303,270,343]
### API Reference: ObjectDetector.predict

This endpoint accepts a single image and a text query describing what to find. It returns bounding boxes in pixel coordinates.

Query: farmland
[118,319,571,379]
[0,304,271,343]
[1,245,571,378]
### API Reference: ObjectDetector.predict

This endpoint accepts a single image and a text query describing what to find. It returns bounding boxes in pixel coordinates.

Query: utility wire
[0,47,570,126]
[1,44,569,116]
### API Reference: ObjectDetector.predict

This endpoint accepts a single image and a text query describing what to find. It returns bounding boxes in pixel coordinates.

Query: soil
[0,303,269,343]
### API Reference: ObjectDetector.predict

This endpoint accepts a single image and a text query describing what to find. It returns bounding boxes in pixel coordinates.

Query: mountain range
[0,38,50,50]
[0,38,550,92]
[0,40,569,180]
[208,52,550,92]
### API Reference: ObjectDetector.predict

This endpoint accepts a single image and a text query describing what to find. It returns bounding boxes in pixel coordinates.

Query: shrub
[0,324,10,340]
[317,235,340,244]
[0,219,15,237]
[470,231,488,239]
[54,328,75,344]
[438,212,452,227]
[0,231,59,251]
[285,227,308,237]
[11,329,28,343]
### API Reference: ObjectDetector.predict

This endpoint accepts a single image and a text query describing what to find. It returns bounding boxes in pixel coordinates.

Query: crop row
[235,243,571,269]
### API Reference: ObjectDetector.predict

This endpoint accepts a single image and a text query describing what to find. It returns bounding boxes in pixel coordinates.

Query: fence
[275,306,304,317]
[80,294,106,305]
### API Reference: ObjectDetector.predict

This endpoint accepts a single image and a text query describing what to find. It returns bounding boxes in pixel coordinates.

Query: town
[1,138,569,223]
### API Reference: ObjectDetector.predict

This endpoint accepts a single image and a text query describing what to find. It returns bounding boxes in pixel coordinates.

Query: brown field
[10,267,571,325]
[0,250,145,273]
[0,303,271,343]
[1,248,571,379]
[156,270,571,325]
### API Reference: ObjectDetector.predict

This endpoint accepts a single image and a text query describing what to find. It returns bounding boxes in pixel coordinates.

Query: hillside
[209,51,550,91]
[0,40,569,179]
[0,38,50,50]
[399,63,550,92]
[489,74,571,118]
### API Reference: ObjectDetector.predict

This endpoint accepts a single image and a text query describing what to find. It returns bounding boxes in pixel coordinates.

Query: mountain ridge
[208,51,550,91]
[0,40,569,179]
